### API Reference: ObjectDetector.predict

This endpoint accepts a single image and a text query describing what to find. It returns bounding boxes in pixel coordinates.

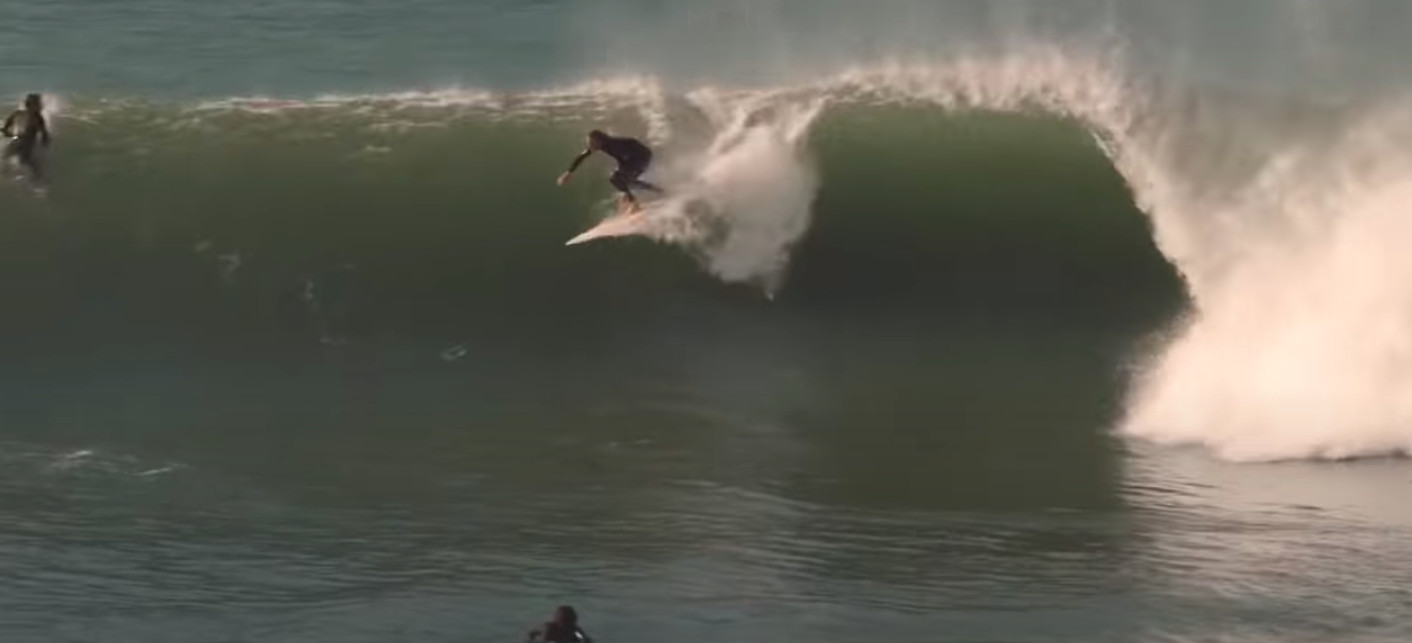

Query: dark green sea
[4,1,1412,641]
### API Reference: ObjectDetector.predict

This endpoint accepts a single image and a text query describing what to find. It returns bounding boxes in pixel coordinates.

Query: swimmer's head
[552,605,578,626]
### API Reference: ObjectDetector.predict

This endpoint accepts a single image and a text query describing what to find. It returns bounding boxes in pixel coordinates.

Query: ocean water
[3,1,1412,641]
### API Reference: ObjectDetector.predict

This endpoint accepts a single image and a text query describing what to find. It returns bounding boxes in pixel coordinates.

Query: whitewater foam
[618,89,825,291]
[1121,105,1412,461]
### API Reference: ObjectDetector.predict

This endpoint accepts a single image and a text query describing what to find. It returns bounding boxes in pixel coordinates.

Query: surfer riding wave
[557,129,663,213]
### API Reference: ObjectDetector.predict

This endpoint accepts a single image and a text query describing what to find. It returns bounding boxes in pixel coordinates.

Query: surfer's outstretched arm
[35,114,50,146]
[1,112,15,138]
[557,148,593,185]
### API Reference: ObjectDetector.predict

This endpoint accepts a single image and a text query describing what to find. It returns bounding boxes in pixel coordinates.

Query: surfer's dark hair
[24,93,41,107]
[587,129,608,143]
[553,605,578,626]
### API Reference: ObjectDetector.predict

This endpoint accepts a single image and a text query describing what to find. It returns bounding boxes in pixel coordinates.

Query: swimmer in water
[526,605,594,643]
[2,93,52,183]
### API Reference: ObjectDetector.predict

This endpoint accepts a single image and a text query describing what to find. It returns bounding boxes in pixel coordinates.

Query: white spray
[1120,106,1412,461]
[629,90,824,293]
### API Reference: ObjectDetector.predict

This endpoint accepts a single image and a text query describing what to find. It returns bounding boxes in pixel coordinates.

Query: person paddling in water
[526,605,594,643]
[2,93,52,183]
[557,129,663,214]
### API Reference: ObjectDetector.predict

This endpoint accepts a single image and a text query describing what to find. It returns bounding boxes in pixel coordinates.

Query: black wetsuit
[567,135,660,199]
[527,621,592,643]
[2,109,50,179]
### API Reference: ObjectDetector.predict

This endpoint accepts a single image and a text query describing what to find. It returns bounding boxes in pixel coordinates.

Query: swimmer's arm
[1,112,14,138]
[37,114,50,145]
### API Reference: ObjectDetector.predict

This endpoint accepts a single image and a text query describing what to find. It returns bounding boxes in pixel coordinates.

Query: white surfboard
[565,209,651,246]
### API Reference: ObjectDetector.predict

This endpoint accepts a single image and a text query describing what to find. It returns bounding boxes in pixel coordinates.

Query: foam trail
[629,90,824,293]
